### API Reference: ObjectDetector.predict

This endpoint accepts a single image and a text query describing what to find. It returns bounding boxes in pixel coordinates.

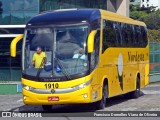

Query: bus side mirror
[10,34,24,57]
[87,30,97,53]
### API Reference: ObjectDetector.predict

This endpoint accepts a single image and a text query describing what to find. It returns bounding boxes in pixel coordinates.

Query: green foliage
[130,4,140,12]
[130,5,157,21]
[130,5,160,42]
[139,6,157,13]
[130,4,156,13]
[148,29,160,42]
[142,10,160,30]
[130,11,148,20]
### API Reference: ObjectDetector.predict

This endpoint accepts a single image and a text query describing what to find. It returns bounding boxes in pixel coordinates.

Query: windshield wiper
[55,58,71,80]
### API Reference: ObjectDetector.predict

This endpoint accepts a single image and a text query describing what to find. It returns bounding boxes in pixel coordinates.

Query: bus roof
[26,9,101,27]
[100,9,146,26]
[26,9,146,27]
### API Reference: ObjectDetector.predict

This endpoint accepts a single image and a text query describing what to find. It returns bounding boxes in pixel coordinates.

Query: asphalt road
[0,83,160,112]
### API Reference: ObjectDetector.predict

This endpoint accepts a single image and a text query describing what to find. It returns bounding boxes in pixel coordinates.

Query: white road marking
[149,108,160,111]
[6,109,11,111]
[16,99,23,103]
[14,108,20,111]
[146,85,160,87]
[121,107,137,111]
[141,90,160,94]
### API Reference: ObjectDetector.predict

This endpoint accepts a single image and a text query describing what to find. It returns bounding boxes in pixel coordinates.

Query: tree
[130,4,157,20]
[130,4,148,20]
[148,29,160,42]
[129,5,160,42]
[130,4,140,12]
[130,11,147,20]
[140,6,157,13]
[142,10,160,30]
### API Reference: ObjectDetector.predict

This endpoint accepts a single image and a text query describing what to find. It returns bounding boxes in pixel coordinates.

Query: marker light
[23,96,26,100]
[83,94,88,98]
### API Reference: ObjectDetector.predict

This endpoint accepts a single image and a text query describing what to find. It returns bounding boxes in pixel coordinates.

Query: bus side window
[127,24,134,47]
[138,26,144,47]
[114,22,122,46]
[140,26,148,47]
[134,25,141,47]
[125,24,130,46]
[132,25,136,47]
[123,24,130,47]
[102,20,116,53]
[90,30,100,70]
[121,23,127,47]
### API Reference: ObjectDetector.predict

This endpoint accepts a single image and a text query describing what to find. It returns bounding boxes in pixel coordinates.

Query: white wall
[141,0,160,9]
[116,0,129,17]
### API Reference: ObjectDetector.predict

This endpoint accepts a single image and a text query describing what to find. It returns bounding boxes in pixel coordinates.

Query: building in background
[140,0,160,10]
[130,0,141,5]
[0,0,129,82]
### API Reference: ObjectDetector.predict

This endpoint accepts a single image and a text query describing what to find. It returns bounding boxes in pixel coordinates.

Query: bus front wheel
[42,105,52,111]
[95,84,108,110]
[130,77,140,98]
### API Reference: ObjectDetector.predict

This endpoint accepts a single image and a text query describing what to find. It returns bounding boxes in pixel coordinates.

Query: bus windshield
[23,25,89,79]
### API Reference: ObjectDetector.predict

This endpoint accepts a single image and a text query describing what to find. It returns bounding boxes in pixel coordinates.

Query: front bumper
[22,84,92,105]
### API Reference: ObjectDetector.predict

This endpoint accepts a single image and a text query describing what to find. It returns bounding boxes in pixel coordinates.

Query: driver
[73,48,87,60]
[32,46,47,68]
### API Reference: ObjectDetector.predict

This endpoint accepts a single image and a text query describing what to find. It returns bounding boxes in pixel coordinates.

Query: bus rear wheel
[95,84,108,110]
[130,77,140,98]
[42,105,52,111]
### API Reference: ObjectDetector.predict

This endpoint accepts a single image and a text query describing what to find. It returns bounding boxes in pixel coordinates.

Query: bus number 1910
[44,83,59,89]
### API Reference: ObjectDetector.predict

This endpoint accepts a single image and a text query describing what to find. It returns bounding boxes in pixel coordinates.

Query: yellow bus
[10,9,149,110]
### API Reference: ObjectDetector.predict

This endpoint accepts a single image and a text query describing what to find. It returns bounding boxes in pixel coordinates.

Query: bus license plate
[48,96,59,101]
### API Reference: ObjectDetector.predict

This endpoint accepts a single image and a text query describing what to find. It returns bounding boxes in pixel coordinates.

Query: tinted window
[0,28,24,34]
[126,24,134,47]
[102,19,148,52]
[134,25,142,47]
[94,31,100,65]
[0,0,39,25]
[91,30,100,70]
[102,20,116,53]
[91,19,100,30]
[114,22,122,46]
[121,23,127,46]
[140,26,148,47]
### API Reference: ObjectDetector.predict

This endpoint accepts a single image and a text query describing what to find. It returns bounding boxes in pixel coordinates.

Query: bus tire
[95,84,108,110]
[130,76,140,98]
[42,105,52,111]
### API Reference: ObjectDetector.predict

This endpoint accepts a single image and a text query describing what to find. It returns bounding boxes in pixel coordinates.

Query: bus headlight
[72,79,92,90]
[23,85,33,91]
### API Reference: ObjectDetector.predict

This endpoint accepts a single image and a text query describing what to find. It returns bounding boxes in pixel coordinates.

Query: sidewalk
[150,74,160,83]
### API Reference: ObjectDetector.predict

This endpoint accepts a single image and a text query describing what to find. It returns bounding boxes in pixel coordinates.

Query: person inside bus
[32,46,47,68]
[73,47,87,60]
[56,30,81,59]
